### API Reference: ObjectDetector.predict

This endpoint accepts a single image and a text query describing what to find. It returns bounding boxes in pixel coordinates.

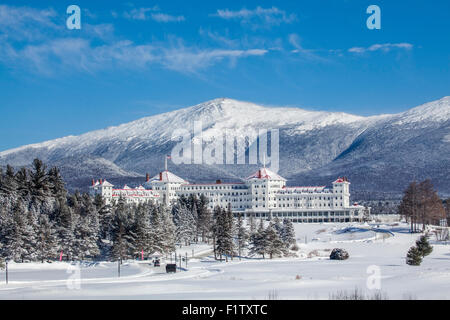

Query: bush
[308,250,320,258]
[295,275,302,280]
[290,244,299,251]
[330,248,349,260]
[406,246,422,266]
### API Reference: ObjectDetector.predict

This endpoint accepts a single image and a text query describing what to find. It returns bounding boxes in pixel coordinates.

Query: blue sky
[0,0,449,151]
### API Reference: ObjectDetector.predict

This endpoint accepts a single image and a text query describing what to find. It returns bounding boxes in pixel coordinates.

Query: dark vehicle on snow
[166,264,176,273]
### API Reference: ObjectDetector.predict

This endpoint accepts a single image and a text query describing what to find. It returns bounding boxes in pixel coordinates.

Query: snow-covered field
[1,222,449,300]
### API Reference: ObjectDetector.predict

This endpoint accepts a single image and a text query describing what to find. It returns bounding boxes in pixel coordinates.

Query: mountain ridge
[1,97,449,197]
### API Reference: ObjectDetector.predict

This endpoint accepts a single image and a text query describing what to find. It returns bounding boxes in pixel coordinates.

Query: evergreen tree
[248,213,256,238]
[270,217,283,238]
[54,197,76,261]
[110,198,128,262]
[211,206,221,260]
[264,224,284,259]
[197,194,211,243]
[215,208,227,260]
[406,246,422,266]
[133,203,152,259]
[416,235,433,257]
[281,219,296,249]
[48,167,66,198]
[29,158,50,201]
[1,165,17,195]
[4,199,28,262]
[235,213,248,260]
[36,214,56,263]
[250,219,267,259]
[95,194,113,241]
[174,204,196,246]
[149,205,175,255]
[23,209,38,261]
[161,206,176,254]
[15,167,30,199]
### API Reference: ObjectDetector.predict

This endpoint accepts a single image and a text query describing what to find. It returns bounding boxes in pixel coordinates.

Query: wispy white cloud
[348,43,413,53]
[151,13,185,23]
[0,5,59,41]
[123,6,158,20]
[213,6,297,29]
[123,6,185,23]
[161,46,267,73]
[1,38,267,75]
[199,28,240,47]
[0,4,267,76]
[288,33,329,62]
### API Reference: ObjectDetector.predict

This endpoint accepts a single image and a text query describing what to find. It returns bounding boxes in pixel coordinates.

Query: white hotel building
[90,167,367,223]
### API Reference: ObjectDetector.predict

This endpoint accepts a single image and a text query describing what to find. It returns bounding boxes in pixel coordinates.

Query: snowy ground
[1,222,449,300]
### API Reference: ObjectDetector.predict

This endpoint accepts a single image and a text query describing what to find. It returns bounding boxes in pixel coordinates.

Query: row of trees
[398,179,447,232]
[0,159,177,263]
[0,159,297,264]
[406,235,433,266]
[212,206,297,261]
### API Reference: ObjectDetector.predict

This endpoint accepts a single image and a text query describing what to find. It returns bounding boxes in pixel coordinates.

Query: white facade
[90,168,366,222]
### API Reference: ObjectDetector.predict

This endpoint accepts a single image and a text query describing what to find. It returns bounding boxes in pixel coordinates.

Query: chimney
[92,179,95,186]
[258,170,262,179]
[159,172,163,181]
[100,179,103,185]
[146,173,150,182]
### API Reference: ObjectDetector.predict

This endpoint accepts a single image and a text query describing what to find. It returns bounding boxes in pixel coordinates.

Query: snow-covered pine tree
[48,166,66,199]
[73,193,100,260]
[270,217,283,238]
[416,235,433,257]
[1,165,18,196]
[214,207,226,261]
[264,224,284,259]
[4,199,28,262]
[174,204,196,246]
[250,218,267,259]
[406,245,422,266]
[161,206,176,254]
[110,197,129,262]
[224,205,235,261]
[191,202,199,243]
[211,206,221,260]
[248,213,256,237]
[281,218,296,249]
[36,214,56,263]
[197,194,211,243]
[133,203,152,259]
[22,209,38,261]
[149,205,165,255]
[55,197,76,261]
[149,204,175,255]
[15,167,30,199]
[235,213,248,260]
[29,158,50,201]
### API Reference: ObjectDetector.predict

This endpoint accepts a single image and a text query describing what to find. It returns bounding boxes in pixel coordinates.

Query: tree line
[398,179,448,232]
[0,159,297,264]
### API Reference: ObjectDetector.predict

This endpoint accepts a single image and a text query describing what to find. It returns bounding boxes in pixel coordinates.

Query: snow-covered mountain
[1,97,449,196]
